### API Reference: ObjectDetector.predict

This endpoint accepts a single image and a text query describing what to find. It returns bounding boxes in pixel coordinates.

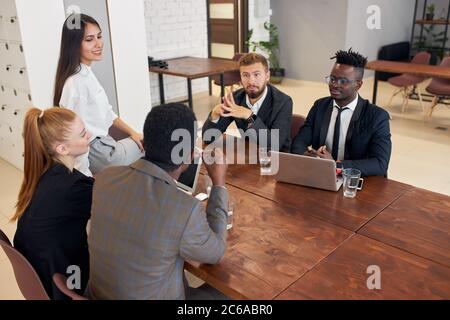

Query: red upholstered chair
[290,114,306,140]
[0,228,50,300]
[387,51,431,113]
[0,228,11,245]
[425,56,450,117]
[52,273,88,300]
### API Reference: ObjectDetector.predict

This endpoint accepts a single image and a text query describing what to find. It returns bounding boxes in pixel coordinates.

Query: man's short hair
[143,103,197,172]
[239,53,269,71]
[330,48,368,79]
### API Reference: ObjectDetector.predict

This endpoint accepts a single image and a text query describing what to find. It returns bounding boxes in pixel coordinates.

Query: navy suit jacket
[202,84,293,151]
[291,96,392,177]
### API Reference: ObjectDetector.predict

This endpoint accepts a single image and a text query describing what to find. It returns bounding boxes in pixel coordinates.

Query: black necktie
[332,106,348,161]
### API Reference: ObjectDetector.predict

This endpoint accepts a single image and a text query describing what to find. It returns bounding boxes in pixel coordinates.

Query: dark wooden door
[207,0,248,59]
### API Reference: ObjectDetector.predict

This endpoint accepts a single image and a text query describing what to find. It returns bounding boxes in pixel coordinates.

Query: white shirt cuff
[210,116,220,123]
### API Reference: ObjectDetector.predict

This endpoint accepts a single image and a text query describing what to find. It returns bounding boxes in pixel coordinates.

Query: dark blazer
[291,96,392,177]
[202,84,293,151]
[13,163,93,299]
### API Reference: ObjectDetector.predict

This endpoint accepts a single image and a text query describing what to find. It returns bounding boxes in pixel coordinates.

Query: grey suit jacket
[87,159,228,300]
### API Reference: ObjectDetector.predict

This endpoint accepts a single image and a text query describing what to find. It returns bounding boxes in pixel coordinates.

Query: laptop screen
[177,157,201,191]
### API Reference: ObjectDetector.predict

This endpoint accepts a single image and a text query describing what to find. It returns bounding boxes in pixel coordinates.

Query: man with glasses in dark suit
[291,49,391,177]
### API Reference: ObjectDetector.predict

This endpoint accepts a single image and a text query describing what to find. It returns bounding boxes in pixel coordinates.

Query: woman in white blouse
[53,14,144,176]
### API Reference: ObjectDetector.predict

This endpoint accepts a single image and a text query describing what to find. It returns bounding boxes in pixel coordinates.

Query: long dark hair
[53,14,101,106]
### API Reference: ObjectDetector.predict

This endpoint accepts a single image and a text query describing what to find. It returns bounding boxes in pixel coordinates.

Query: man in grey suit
[87,103,229,300]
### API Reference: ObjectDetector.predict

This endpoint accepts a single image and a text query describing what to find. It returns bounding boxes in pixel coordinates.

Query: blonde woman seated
[12,107,93,299]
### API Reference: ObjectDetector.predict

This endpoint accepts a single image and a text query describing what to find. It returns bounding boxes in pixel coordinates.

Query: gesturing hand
[130,132,144,152]
[317,145,333,160]
[220,90,253,120]
[304,146,319,158]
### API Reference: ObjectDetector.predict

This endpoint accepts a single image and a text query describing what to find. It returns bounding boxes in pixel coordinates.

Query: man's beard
[245,84,266,99]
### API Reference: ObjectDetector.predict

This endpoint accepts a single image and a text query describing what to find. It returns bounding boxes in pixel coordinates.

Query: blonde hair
[12,107,77,221]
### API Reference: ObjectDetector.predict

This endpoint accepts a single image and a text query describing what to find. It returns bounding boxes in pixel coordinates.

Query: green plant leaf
[246,20,281,69]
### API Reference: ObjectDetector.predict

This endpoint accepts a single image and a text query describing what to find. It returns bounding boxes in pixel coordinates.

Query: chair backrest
[439,56,450,67]
[0,229,49,300]
[0,228,11,245]
[52,273,88,300]
[290,114,306,140]
[232,52,244,62]
[427,56,450,88]
[411,51,431,65]
[212,53,244,86]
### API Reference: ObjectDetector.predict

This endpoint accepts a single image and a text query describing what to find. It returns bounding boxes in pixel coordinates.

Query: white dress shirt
[211,86,268,123]
[59,64,118,176]
[325,95,358,161]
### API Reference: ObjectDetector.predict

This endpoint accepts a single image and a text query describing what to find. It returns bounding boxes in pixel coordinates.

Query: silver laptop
[272,151,343,191]
[176,156,202,194]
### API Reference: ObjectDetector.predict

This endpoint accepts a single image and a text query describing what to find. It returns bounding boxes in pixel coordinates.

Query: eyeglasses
[325,75,360,86]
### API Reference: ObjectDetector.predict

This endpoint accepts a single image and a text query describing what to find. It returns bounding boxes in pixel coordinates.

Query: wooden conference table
[148,57,239,109]
[185,140,450,299]
[365,59,450,104]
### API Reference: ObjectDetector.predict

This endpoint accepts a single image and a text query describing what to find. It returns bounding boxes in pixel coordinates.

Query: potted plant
[413,24,448,64]
[247,21,285,84]
[426,4,435,20]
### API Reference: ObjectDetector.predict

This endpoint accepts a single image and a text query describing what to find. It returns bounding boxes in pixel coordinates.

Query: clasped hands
[211,90,253,121]
[304,145,333,160]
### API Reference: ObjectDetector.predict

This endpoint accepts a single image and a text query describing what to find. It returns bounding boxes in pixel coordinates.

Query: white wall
[143,0,274,105]
[144,0,208,106]
[271,0,416,81]
[271,0,348,81]
[16,0,66,107]
[108,0,152,131]
[0,0,66,169]
[248,0,271,42]
[345,0,415,77]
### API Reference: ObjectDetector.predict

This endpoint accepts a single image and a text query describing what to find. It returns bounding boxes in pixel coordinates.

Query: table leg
[158,73,165,104]
[187,78,193,109]
[220,73,225,98]
[208,76,212,96]
[372,72,379,104]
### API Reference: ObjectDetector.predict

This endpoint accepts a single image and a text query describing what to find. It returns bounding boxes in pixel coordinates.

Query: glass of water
[227,196,236,230]
[203,174,212,196]
[259,147,271,175]
[342,168,363,198]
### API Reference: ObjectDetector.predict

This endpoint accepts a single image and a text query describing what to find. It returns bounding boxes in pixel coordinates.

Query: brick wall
[143,0,271,105]
[144,0,208,106]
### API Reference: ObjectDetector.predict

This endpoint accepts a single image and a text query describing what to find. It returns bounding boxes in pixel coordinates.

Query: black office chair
[211,53,244,91]
[377,41,411,81]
